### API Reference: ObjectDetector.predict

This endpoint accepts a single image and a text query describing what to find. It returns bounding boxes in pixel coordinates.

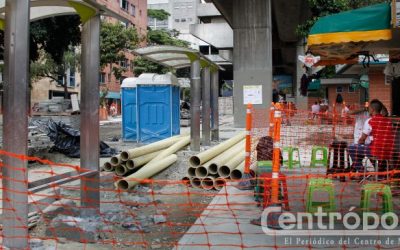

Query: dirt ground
[27,122,218,250]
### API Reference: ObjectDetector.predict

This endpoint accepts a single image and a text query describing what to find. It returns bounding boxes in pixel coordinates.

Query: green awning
[308,3,392,46]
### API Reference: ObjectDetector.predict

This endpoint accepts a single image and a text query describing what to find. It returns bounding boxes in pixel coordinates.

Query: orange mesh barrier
[1,105,400,249]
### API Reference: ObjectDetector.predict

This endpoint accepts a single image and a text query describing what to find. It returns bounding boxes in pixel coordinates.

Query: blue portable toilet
[136,73,180,143]
[121,77,138,141]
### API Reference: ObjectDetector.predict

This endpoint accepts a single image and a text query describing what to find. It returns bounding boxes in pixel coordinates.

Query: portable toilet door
[136,73,180,143]
[121,78,137,141]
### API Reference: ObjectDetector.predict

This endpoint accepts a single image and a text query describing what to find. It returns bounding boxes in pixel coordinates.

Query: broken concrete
[46,215,104,243]
[42,199,78,219]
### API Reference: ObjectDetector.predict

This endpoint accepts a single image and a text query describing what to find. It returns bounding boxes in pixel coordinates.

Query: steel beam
[201,67,211,146]
[80,15,101,215]
[190,59,201,151]
[211,70,219,141]
[2,0,30,248]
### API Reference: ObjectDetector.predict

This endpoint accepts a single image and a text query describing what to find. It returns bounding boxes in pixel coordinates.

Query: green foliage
[147,29,190,47]
[30,48,80,98]
[148,9,170,21]
[29,16,81,98]
[100,21,139,80]
[297,0,388,37]
[133,57,169,75]
[30,15,81,64]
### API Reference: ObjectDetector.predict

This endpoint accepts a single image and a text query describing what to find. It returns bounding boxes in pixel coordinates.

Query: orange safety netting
[1,105,400,249]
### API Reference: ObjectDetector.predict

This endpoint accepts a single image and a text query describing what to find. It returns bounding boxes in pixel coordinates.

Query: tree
[31,48,80,97]
[297,0,388,38]
[100,21,139,81]
[148,9,170,21]
[30,15,82,98]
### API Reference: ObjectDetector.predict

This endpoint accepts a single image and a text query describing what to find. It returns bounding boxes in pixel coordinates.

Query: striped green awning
[308,3,392,46]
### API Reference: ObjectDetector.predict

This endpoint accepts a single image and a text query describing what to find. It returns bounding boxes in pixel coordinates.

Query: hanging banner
[243,85,262,105]
[298,54,321,67]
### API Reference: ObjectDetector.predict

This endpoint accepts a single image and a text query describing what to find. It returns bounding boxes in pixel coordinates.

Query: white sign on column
[243,85,263,105]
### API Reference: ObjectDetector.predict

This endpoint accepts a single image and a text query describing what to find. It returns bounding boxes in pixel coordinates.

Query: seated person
[348,99,395,172]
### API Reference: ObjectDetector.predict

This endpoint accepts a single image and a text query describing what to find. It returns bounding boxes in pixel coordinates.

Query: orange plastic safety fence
[1,107,400,249]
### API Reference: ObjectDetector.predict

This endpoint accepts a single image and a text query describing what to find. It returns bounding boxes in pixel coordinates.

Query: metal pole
[80,15,101,215]
[2,0,30,248]
[201,67,211,146]
[190,59,201,151]
[210,70,219,141]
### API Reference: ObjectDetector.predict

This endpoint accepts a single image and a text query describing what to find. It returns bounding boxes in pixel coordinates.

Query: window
[120,0,129,12]
[130,4,136,16]
[175,19,180,22]
[181,18,186,22]
[336,86,343,93]
[348,85,355,93]
[99,72,106,84]
[188,18,193,22]
[69,69,75,87]
[120,59,129,68]
[108,73,112,82]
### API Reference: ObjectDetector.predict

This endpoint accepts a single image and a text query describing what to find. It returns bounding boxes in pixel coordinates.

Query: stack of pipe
[184,132,249,190]
[102,135,190,191]
[115,135,190,191]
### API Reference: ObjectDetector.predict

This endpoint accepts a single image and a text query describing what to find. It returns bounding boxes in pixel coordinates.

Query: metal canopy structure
[0,0,129,23]
[134,45,222,149]
[1,0,127,248]
[134,45,224,70]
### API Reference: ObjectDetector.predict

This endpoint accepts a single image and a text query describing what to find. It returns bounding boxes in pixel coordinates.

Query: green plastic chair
[310,146,329,168]
[360,183,394,223]
[254,161,273,202]
[306,178,336,213]
[283,147,301,169]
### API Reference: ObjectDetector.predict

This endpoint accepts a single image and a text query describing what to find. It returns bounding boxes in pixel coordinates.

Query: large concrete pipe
[120,135,183,161]
[126,150,162,170]
[214,177,226,191]
[115,164,136,177]
[110,154,123,166]
[117,154,178,190]
[189,131,246,167]
[195,140,245,177]
[230,160,246,180]
[218,151,246,178]
[181,176,191,187]
[201,176,215,190]
[103,162,114,172]
[187,167,197,177]
[190,177,202,188]
[149,136,190,163]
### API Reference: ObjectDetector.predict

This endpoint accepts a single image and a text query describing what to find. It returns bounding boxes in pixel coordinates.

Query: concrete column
[2,0,30,248]
[232,0,273,127]
[201,67,211,146]
[211,70,219,141]
[190,59,201,151]
[80,15,101,214]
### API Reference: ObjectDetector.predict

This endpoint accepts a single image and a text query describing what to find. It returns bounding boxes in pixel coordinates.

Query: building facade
[148,0,205,49]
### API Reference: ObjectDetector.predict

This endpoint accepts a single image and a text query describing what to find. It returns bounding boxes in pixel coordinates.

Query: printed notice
[243,85,262,105]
